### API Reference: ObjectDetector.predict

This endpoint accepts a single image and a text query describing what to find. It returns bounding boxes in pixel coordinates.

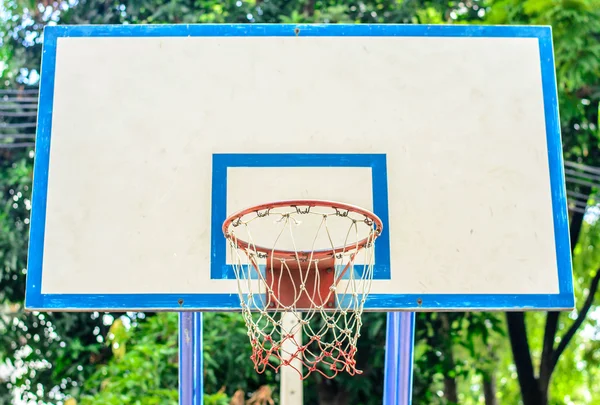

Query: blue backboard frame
[25,23,574,312]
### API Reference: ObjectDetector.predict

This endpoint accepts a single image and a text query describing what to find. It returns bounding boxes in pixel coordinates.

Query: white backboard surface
[25,24,573,311]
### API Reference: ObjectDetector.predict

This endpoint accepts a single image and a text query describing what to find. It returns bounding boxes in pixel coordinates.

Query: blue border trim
[45,23,549,38]
[25,26,58,310]
[24,293,574,311]
[25,24,574,311]
[538,29,574,300]
[211,153,391,280]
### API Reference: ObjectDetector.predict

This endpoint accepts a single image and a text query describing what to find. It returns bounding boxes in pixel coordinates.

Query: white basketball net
[223,202,381,379]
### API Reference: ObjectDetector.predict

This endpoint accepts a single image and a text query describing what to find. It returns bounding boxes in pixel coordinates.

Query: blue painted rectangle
[211,153,391,280]
[25,23,573,312]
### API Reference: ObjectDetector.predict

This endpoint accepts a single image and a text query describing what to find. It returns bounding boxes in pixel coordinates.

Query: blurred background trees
[1,0,599,404]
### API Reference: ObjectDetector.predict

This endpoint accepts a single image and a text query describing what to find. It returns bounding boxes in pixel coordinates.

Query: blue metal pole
[193,313,203,405]
[383,312,416,405]
[179,312,194,405]
[383,312,399,405]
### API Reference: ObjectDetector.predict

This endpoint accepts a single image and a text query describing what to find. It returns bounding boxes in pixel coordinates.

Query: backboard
[25,24,573,312]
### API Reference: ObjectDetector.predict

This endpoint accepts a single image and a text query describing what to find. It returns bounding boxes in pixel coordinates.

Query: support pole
[193,313,203,405]
[280,312,303,405]
[383,312,416,405]
[179,312,194,405]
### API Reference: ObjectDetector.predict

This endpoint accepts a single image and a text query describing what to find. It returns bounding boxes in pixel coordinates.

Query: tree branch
[506,313,538,405]
[439,313,458,403]
[303,0,315,16]
[568,186,590,250]
[539,185,591,381]
[482,372,498,405]
[539,311,559,388]
[551,266,600,370]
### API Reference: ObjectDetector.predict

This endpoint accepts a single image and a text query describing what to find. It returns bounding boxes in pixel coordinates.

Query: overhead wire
[1,88,39,150]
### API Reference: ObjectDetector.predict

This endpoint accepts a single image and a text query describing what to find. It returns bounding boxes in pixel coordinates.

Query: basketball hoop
[223,200,382,379]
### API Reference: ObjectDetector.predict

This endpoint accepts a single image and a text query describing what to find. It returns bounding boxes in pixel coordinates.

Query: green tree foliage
[1,1,600,404]
[77,312,387,404]
[80,314,179,405]
[202,313,278,397]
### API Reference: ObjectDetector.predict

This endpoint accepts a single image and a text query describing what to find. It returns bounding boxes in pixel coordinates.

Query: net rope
[224,203,380,379]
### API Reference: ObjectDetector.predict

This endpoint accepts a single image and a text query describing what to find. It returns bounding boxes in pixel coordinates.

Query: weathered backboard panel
[25,24,573,311]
